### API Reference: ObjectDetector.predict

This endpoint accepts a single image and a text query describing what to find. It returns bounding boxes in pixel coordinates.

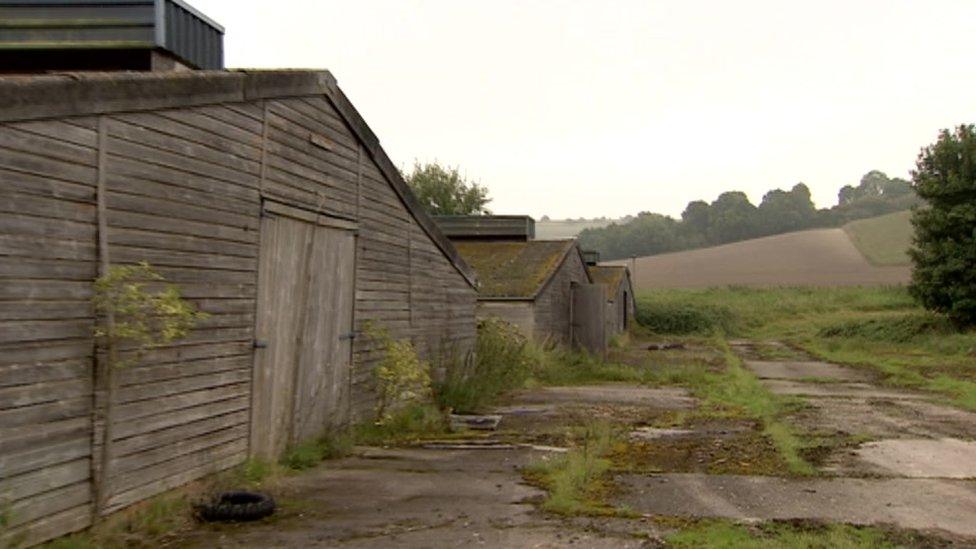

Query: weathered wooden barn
[588,265,637,338]
[0,68,479,546]
[436,216,606,353]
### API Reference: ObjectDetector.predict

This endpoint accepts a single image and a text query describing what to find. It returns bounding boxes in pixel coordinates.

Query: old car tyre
[196,491,276,522]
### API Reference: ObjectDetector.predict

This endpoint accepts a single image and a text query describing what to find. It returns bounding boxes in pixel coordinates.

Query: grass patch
[278,403,449,472]
[438,319,656,413]
[523,420,620,515]
[41,495,191,549]
[818,313,955,341]
[637,285,915,338]
[629,336,813,475]
[353,403,449,446]
[703,341,812,475]
[282,431,356,470]
[637,285,976,411]
[666,519,904,548]
[635,300,737,334]
[528,345,649,386]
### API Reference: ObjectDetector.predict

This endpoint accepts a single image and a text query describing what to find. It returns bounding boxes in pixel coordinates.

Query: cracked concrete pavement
[612,340,976,539]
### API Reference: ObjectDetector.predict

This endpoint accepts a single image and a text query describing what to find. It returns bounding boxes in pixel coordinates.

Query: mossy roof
[452,239,577,299]
[587,265,627,300]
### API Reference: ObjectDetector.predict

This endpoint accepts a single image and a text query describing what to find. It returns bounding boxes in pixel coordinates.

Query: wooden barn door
[250,203,355,460]
[571,283,607,358]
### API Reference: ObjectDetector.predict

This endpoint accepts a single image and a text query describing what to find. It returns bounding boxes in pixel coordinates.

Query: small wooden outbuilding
[0,69,478,546]
[436,216,607,353]
[588,265,637,338]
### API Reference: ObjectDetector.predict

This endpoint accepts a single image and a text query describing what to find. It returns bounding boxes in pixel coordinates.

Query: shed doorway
[250,202,356,460]
[571,283,607,358]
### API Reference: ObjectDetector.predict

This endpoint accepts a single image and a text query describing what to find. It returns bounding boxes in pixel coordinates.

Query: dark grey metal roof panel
[434,215,537,241]
[0,0,223,69]
[162,0,223,69]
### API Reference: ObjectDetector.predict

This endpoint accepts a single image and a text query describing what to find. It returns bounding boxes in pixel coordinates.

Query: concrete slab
[614,473,976,538]
[630,427,697,441]
[510,385,696,409]
[183,447,651,548]
[855,438,976,478]
[761,379,928,400]
[492,404,554,416]
[745,360,873,382]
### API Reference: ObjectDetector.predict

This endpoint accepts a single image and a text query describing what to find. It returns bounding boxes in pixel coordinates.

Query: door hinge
[339,331,358,341]
[253,340,269,349]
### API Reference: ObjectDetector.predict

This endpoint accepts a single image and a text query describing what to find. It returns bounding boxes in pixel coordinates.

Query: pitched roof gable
[453,239,582,299]
[588,265,628,300]
[0,69,477,287]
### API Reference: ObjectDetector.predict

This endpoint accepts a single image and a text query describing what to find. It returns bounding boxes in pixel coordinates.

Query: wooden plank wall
[0,116,100,546]
[0,90,476,545]
[534,250,589,346]
[97,105,263,515]
[261,96,476,422]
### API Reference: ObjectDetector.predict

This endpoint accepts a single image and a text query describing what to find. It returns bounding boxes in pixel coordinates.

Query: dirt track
[609,228,911,289]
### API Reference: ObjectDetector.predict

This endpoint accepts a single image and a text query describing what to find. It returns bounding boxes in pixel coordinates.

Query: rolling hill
[843,210,913,266]
[535,218,621,239]
[609,212,914,289]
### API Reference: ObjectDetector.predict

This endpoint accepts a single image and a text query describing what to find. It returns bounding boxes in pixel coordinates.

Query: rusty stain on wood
[309,133,336,151]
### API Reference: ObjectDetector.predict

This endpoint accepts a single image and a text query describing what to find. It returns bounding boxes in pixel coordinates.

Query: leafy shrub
[635,300,736,334]
[436,318,536,413]
[367,325,432,423]
[818,313,956,342]
[93,261,206,367]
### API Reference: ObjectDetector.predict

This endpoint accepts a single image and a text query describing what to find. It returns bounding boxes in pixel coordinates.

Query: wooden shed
[588,265,636,338]
[0,70,478,546]
[452,239,595,347]
[434,214,606,354]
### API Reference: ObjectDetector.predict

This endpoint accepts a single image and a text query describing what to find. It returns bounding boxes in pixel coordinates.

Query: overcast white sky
[192,0,976,219]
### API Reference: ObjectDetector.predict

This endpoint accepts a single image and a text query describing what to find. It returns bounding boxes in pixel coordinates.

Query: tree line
[577,170,918,261]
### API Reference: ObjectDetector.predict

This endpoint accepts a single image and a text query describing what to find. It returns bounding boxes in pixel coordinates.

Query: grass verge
[41,494,192,549]
[665,518,928,548]
[634,335,813,475]
[522,420,622,516]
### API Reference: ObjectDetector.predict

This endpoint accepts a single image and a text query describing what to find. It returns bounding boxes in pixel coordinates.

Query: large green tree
[405,161,490,215]
[909,125,976,325]
[707,191,759,244]
[758,183,817,235]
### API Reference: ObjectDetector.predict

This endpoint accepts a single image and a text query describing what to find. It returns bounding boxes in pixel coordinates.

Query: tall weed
[436,318,535,412]
[523,420,618,515]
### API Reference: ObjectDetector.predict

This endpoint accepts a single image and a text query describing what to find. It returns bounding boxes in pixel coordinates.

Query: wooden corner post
[92,115,118,519]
